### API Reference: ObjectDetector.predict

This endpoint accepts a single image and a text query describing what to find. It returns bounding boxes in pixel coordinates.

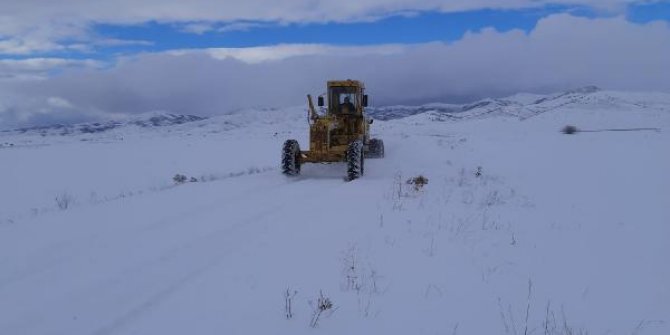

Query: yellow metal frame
[301,80,369,163]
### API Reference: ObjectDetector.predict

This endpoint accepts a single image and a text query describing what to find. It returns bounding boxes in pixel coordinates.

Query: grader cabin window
[329,87,359,115]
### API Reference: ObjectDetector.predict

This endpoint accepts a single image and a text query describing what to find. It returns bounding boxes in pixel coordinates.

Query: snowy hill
[4,87,668,138]
[369,86,670,121]
[2,112,207,136]
[1,89,668,335]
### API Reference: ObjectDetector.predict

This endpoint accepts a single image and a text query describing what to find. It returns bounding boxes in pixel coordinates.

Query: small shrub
[310,291,334,328]
[55,193,74,210]
[475,166,482,177]
[562,125,578,134]
[173,174,188,184]
[406,175,429,191]
[189,177,198,182]
[284,288,297,320]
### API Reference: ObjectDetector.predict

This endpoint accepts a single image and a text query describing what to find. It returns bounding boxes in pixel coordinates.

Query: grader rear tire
[281,139,301,176]
[366,138,385,158]
[346,140,364,181]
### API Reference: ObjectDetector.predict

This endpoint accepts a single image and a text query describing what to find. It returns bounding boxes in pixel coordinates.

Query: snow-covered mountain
[368,86,670,121]
[4,87,669,139]
[1,89,668,335]
[2,112,206,136]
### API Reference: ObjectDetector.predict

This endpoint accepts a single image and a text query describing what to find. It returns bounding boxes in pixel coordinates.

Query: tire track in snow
[0,175,345,335]
[0,173,292,291]
[89,203,287,335]
[88,178,338,335]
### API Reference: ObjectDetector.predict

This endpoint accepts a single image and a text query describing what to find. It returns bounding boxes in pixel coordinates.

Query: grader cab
[281,80,384,180]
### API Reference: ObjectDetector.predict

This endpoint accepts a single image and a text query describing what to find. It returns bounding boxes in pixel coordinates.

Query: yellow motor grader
[281,80,384,180]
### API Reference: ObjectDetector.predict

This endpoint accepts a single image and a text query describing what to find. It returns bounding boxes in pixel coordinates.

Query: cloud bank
[0,0,640,55]
[1,14,668,128]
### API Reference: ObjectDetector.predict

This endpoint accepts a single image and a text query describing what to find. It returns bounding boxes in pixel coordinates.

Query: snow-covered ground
[1,89,669,334]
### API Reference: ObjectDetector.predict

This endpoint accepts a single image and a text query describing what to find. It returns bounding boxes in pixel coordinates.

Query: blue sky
[6,2,669,62]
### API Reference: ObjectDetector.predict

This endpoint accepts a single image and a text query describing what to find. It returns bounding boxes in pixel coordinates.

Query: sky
[0,0,669,127]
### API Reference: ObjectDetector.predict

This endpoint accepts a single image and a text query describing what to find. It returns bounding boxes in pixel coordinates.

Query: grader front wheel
[346,140,364,181]
[281,139,301,176]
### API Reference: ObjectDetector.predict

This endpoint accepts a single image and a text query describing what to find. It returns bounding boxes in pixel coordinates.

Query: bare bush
[309,290,334,328]
[173,174,188,184]
[541,303,590,335]
[55,193,74,210]
[407,175,429,191]
[342,245,360,292]
[391,173,406,210]
[284,288,297,320]
[341,245,383,317]
[498,280,594,335]
[562,125,578,134]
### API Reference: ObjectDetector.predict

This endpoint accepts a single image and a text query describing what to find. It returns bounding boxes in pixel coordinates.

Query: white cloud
[95,38,154,47]
[178,22,218,35]
[168,44,408,64]
[0,14,668,128]
[178,21,268,35]
[217,22,268,33]
[0,0,646,55]
[0,15,90,55]
[0,58,102,80]
[47,96,74,109]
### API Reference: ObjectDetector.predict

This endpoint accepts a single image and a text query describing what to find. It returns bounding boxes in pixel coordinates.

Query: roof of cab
[327,80,364,89]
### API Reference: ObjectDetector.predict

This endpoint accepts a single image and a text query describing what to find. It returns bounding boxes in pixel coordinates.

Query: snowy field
[1,90,669,334]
